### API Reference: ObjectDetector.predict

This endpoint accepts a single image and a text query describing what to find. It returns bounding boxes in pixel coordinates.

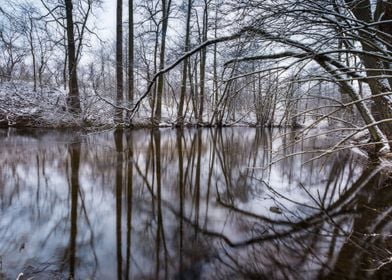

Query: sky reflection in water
[0,128,391,280]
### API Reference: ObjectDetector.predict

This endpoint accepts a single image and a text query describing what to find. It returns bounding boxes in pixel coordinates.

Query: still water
[0,128,391,280]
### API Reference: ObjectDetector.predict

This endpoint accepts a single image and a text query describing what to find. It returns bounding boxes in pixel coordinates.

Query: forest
[0,1,392,279]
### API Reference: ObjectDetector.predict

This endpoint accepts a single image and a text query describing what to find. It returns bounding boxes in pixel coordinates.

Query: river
[0,128,391,279]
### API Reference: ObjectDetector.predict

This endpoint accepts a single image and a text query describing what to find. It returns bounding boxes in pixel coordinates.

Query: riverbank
[4,81,388,160]
[0,81,279,129]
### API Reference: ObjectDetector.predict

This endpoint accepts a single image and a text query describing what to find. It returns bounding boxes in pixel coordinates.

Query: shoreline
[0,113,295,131]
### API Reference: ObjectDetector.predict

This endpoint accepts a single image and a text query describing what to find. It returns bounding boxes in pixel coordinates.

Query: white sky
[95,0,117,40]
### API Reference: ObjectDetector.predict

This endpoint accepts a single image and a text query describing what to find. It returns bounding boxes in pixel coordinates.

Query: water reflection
[0,128,391,279]
[68,141,80,279]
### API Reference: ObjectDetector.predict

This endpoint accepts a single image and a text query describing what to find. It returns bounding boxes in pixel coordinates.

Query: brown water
[0,128,391,280]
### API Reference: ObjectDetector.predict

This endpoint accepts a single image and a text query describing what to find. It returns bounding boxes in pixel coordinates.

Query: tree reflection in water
[0,128,391,279]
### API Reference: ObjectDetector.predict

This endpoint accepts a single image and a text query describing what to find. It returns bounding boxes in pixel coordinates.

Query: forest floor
[0,81,85,128]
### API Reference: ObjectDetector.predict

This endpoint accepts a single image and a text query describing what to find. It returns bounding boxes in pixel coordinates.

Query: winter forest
[0,0,392,279]
[0,0,390,134]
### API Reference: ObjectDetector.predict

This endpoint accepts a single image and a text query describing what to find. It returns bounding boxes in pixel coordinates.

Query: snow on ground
[0,80,373,139]
[0,81,115,128]
[0,80,264,128]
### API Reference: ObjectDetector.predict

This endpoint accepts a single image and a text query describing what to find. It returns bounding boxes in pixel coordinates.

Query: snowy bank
[0,81,116,128]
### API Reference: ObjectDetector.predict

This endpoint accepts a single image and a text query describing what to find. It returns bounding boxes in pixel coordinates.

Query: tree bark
[176,0,192,126]
[27,17,37,92]
[115,0,124,123]
[128,0,134,122]
[64,0,81,114]
[154,0,171,123]
[198,0,209,124]
[345,0,392,137]
[213,1,219,116]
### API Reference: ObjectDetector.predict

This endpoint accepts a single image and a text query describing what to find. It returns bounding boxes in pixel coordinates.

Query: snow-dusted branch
[127,28,252,121]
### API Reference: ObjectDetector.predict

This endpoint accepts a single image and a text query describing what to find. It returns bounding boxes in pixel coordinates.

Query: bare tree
[115,0,124,123]
[177,0,193,126]
[64,0,81,114]
[38,0,100,114]
[197,0,210,124]
[0,9,26,82]
[128,0,134,121]
[153,0,172,123]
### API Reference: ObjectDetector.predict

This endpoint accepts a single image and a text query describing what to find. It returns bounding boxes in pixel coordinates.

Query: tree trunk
[198,0,208,124]
[154,0,171,123]
[375,0,392,88]
[128,0,134,122]
[345,0,392,137]
[177,0,192,126]
[115,0,124,123]
[28,17,37,92]
[64,0,81,114]
[63,26,68,91]
[149,30,160,120]
[213,1,219,115]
